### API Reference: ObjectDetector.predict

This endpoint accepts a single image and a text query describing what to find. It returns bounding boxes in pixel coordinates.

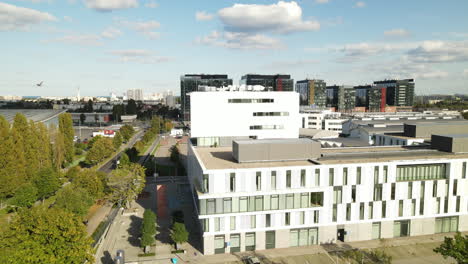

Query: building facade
[126,89,143,101]
[190,91,300,146]
[299,109,347,133]
[296,79,326,107]
[187,139,468,255]
[326,85,355,111]
[241,74,294,92]
[374,79,415,107]
[181,74,233,121]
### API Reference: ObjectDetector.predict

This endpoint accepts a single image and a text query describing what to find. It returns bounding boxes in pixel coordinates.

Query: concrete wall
[380,221,394,238]
[344,222,372,242]
[318,225,337,244]
[459,215,468,232]
[275,229,290,248]
[410,217,435,236]
[256,231,266,251]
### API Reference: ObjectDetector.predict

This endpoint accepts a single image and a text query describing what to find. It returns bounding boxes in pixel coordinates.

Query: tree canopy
[33,168,61,200]
[170,222,188,247]
[59,113,74,164]
[433,232,468,264]
[86,136,115,165]
[140,209,157,248]
[0,206,94,264]
[54,185,94,218]
[107,163,145,208]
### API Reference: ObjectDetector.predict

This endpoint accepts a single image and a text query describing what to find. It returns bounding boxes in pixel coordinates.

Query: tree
[434,232,468,264]
[72,169,104,199]
[107,164,145,208]
[126,99,137,115]
[113,131,123,149]
[140,209,157,250]
[120,125,135,141]
[86,137,115,165]
[134,140,145,154]
[51,126,65,169]
[84,99,93,112]
[36,123,53,169]
[164,121,173,133]
[170,222,188,249]
[54,185,94,218]
[0,206,94,264]
[112,104,124,122]
[118,153,131,168]
[11,183,38,208]
[59,113,75,164]
[170,143,180,163]
[80,113,86,124]
[33,168,61,200]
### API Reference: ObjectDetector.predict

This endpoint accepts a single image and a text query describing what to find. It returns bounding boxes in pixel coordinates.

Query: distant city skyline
[1,0,468,96]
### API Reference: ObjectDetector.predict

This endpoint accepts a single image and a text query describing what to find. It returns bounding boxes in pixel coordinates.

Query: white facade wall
[375,134,426,146]
[188,144,468,254]
[190,92,299,140]
[299,111,345,133]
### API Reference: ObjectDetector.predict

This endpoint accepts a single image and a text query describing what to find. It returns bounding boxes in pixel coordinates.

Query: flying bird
[36,81,43,87]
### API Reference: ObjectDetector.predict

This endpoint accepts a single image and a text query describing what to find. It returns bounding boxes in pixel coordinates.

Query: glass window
[420,182,425,198]
[444,198,448,214]
[266,214,271,227]
[315,169,320,186]
[374,166,379,184]
[383,166,388,183]
[301,193,309,208]
[271,171,277,190]
[286,170,292,188]
[216,198,223,214]
[333,187,342,204]
[301,169,306,187]
[199,199,207,215]
[374,184,383,201]
[372,222,381,240]
[332,205,337,222]
[239,197,248,212]
[433,181,438,198]
[408,182,413,199]
[343,168,348,185]
[255,196,263,211]
[382,201,387,218]
[214,217,220,232]
[230,234,240,253]
[232,197,239,213]
[411,199,416,216]
[435,198,441,214]
[360,203,365,220]
[420,200,424,215]
[463,162,467,179]
[256,172,261,191]
[356,167,362,184]
[346,204,351,221]
[310,192,323,207]
[393,220,410,237]
[264,195,271,211]
[285,212,290,226]
[313,211,319,224]
[300,211,305,225]
[329,168,334,186]
[369,202,373,219]
[202,219,209,232]
[271,195,279,210]
[248,196,255,212]
[453,180,458,196]
[397,164,447,181]
[391,183,396,200]
[294,193,301,209]
[203,174,209,193]
[245,233,256,251]
[207,199,215,214]
[398,200,404,217]
[286,194,294,209]
[230,216,236,230]
[290,230,298,247]
[224,198,232,213]
[456,196,461,212]
[230,173,235,192]
[351,186,356,203]
[279,194,286,210]
[250,215,256,229]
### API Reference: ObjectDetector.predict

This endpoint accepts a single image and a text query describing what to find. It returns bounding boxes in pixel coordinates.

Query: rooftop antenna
[77,86,81,102]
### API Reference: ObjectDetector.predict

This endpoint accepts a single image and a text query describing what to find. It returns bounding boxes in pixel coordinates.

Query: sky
[1,0,468,96]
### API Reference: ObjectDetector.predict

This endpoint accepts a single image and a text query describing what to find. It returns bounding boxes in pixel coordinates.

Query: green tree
[134,140,145,154]
[140,209,157,249]
[112,104,125,122]
[150,116,161,134]
[170,222,188,249]
[84,99,93,112]
[37,123,53,169]
[170,143,180,163]
[120,125,135,141]
[87,135,102,149]
[0,206,94,264]
[59,113,75,164]
[107,164,145,208]
[11,183,38,208]
[126,99,137,115]
[113,131,123,149]
[33,168,61,200]
[86,137,115,165]
[80,113,86,124]
[434,232,468,264]
[54,185,94,218]
[118,152,131,168]
[72,169,104,199]
[164,120,173,133]
[51,126,66,169]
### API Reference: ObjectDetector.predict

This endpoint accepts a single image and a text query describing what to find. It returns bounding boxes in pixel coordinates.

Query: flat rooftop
[193,145,468,170]
[0,109,66,123]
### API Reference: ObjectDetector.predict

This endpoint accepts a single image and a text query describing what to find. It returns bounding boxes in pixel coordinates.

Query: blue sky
[1,0,468,96]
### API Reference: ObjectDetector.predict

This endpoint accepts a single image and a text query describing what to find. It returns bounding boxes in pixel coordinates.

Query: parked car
[244,256,261,264]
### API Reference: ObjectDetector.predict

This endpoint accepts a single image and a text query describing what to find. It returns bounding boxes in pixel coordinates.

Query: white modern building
[299,109,347,133]
[127,89,144,101]
[190,91,300,146]
[187,134,468,255]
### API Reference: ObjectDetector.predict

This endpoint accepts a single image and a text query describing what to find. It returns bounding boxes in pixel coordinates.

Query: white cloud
[266,59,319,69]
[116,19,161,39]
[101,27,122,39]
[145,1,158,8]
[109,49,171,64]
[354,1,366,8]
[84,0,138,12]
[44,34,103,46]
[407,40,468,63]
[218,1,320,34]
[333,42,415,62]
[63,16,73,22]
[315,0,329,3]
[384,29,410,38]
[196,11,214,21]
[0,2,57,31]
[196,31,284,50]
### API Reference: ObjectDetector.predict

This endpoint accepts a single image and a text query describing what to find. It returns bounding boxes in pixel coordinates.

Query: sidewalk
[86,203,112,235]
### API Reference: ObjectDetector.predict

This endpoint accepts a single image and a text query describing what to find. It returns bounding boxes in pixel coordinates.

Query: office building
[326,85,355,111]
[299,108,347,133]
[187,133,468,255]
[296,79,327,107]
[190,91,299,146]
[241,74,294,92]
[181,74,233,120]
[374,79,415,107]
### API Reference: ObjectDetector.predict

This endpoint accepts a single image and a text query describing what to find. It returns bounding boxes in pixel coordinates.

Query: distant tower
[77,87,81,102]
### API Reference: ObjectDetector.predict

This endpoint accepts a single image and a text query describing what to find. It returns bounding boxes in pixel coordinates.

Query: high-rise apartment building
[295,79,327,107]
[126,89,143,101]
[374,79,415,107]
[241,74,294,92]
[181,74,233,121]
[326,85,355,111]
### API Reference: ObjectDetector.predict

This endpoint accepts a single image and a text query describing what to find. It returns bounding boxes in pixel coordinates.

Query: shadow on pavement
[100,250,113,264]
[127,215,142,247]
